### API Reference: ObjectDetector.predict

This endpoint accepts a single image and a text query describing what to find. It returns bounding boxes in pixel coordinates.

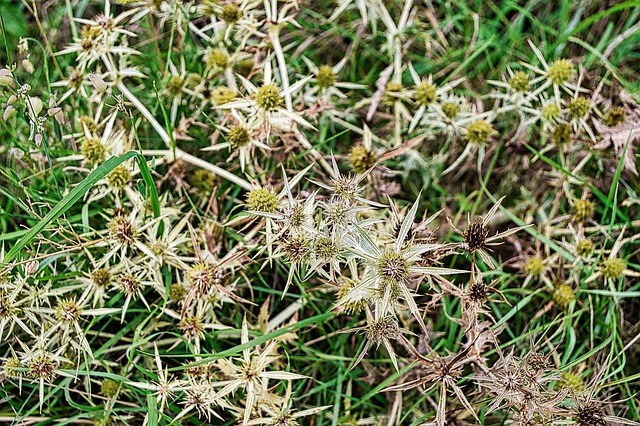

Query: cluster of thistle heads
[0,0,638,425]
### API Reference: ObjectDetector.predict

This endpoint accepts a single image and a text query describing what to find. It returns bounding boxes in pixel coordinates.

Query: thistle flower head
[283,235,311,263]
[55,299,82,323]
[3,357,23,378]
[205,49,229,69]
[465,120,494,144]
[314,237,338,260]
[508,71,530,92]
[575,402,606,426]
[227,125,250,148]
[572,199,593,222]
[336,279,367,314]
[601,257,625,279]
[169,284,187,302]
[234,59,254,77]
[119,274,142,296]
[348,145,377,173]
[561,371,583,392]
[415,82,437,105]
[187,263,217,295]
[524,257,545,277]
[463,218,489,252]
[179,314,205,339]
[166,75,184,96]
[28,355,56,381]
[568,97,591,119]
[211,86,237,106]
[576,239,594,257]
[546,59,573,85]
[542,103,561,121]
[81,138,106,164]
[107,164,132,189]
[553,283,575,307]
[552,124,572,146]
[366,316,398,346]
[377,251,409,284]
[221,3,242,23]
[107,216,138,245]
[316,65,335,89]
[190,169,216,191]
[255,85,283,111]
[442,102,459,119]
[91,268,111,287]
[603,107,625,127]
[246,188,279,213]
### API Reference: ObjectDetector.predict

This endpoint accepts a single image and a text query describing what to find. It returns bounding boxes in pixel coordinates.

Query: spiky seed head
[331,176,359,201]
[227,125,250,148]
[107,216,138,245]
[187,263,216,295]
[552,124,572,146]
[101,378,120,397]
[603,107,625,127]
[81,138,106,164]
[382,82,403,105]
[314,237,338,260]
[348,145,377,173]
[465,120,494,144]
[508,71,530,92]
[326,200,350,226]
[561,371,584,392]
[190,169,216,191]
[463,218,489,252]
[107,164,131,189]
[572,199,593,222]
[221,3,242,23]
[234,59,254,77]
[272,413,299,426]
[336,279,367,314]
[377,251,410,284]
[255,85,283,111]
[169,284,187,302]
[468,278,488,303]
[286,204,307,229]
[166,75,184,96]
[366,316,398,346]
[80,115,97,132]
[568,97,591,119]
[55,299,82,323]
[283,235,311,263]
[119,274,142,296]
[0,292,15,319]
[246,188,279,213]
[553,283,575,307]
[542,103,561,121]
[91,268,111,287]
[442,102,459,119]
[81,38,95,51]
[524,257,545,277]
[601,257,625,280]
[3,357,23,378]
[575,402,606,426]
[185,72,203,88]
[179,314,205,339]
[415,82,437,105]
[576,239,594,257]
[205,49,229,69]
[28,355,56,381]
[524,352,550,374]
[316,65,335,89]
[211,86,237,106]
[546,59,574,85]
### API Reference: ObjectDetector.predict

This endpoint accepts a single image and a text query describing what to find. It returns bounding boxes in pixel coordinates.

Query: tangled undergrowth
[0,0,639,425]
